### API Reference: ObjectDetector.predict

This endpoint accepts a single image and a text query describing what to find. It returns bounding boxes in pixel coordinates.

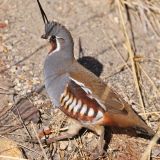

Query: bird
[37,0,155,157]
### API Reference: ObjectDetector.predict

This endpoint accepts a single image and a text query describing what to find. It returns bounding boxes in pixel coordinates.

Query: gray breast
[44,55,70,107]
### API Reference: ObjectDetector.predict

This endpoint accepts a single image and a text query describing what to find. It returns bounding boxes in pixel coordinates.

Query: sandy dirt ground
[0,0,160,159]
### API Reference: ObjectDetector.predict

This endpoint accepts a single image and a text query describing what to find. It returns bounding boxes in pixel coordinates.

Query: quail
[37,0,155,156]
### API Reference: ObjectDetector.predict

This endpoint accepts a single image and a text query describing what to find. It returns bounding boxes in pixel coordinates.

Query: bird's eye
[49,35,56,42]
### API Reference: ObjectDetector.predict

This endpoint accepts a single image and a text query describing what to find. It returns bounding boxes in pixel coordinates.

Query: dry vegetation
[0,0,160,159]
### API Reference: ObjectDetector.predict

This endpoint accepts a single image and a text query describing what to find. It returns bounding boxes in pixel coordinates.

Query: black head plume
[36,0,73,43]
[37,0,52,39]
[37,0,49,24]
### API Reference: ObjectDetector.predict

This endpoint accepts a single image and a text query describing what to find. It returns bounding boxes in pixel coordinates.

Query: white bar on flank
[73,99,82,114]
[95,110,103,120]
[68,97,76,112]
[65,95,73,109]
[62,93,70,105]
[80,104,87,115]
[88,108,94,117]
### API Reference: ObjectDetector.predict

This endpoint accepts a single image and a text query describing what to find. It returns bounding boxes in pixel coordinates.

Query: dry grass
[111,0,160,36]
[114,0,160,159]
[141,125,160,160]
[117,0,148,122]
[0,156,28,160]
[30,122,48,160]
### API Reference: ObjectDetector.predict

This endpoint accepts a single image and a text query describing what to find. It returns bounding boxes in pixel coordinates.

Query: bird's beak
[41,34,48,39]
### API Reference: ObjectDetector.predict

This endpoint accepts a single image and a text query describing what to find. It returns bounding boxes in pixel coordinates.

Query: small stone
[53,108,59,113]
[34,99,44,105]
[59,141,68,150]
[152,148,160,157]
[3,46,8,53]
[6,45,12,50]
[68,145,72,151]
[156,80,160,84]
[22,65,29,71]
[21,26,26,32]
[67,141,73,151]
[16,82,21,87]
[32,77,40,85]
[87,132,93,139]
[4,20,8,25]
[149,114,159,122]
[26,89,31,93]
[14,86,21,91]
[114,17,119,24]
[29,71,33,75]
[10,66,18,73]
[8,102,13,106]
[14,78,20,84]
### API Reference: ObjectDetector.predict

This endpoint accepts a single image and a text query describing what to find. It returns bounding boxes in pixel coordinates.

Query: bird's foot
[83,145,105,160]
[90,149,104,160]
[92,139,105,159]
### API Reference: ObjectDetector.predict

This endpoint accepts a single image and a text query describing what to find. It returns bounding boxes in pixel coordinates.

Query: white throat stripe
[50,37,61,55]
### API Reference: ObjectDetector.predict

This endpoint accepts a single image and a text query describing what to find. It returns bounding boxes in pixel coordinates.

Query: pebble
[152,148,160,157]
[21,26,26,32]
[156,80,160,84]
[4,20,9,25]
[22,65,29,71]
[68,145,72,151]
[14,86,21,91]
[26,89,31,93]
[149,114,159,122]
[10,66,17,73]
[34,99,44,105]
[6,44,12,50]
[86,132,93,139]
[32,77,40,85]
[114,17,119,24]
[59,141,68,150]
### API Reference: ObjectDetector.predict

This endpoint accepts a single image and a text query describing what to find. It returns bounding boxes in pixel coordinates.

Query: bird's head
[37,0,73,55]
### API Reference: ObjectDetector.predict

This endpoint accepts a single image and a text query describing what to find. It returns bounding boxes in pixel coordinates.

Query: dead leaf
[0,137,24,160]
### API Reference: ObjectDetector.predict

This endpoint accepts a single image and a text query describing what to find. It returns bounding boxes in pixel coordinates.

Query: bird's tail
[134,123,155,138]
[103,110,155,138]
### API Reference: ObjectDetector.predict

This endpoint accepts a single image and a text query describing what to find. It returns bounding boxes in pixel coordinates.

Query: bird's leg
[38,127,53,139]
[85,125,105,158]
[43,120,82,144]
[97,126,105,155]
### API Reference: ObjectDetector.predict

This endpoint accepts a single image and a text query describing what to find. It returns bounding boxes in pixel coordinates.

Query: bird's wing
[69,61,129,115]
[59,76,106,124]
[60,61,154,135]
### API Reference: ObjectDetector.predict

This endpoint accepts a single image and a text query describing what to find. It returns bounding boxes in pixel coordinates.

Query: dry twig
[117,0,148,121]
[140,125,160,160]
[31,122,48,160]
